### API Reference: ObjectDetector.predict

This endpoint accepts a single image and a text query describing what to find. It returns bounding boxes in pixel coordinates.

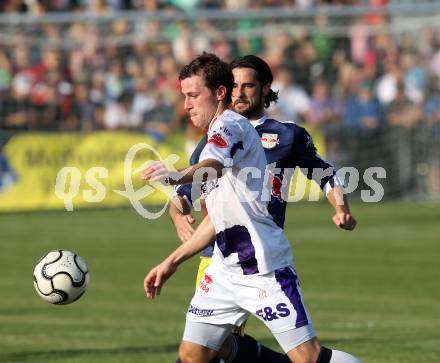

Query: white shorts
[183,263,316,352]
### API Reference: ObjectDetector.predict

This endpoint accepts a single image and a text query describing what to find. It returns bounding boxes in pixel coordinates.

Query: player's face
[232,67,268,120]
[181,74,220,129]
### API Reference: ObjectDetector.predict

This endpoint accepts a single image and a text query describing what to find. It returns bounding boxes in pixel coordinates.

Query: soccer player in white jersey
[142,53,361,363]
[169,55,357,363]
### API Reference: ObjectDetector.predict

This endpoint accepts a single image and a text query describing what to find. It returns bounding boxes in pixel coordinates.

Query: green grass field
[0,201,439,363]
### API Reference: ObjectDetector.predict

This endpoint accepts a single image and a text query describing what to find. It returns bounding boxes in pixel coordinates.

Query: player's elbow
[196,159,224,181]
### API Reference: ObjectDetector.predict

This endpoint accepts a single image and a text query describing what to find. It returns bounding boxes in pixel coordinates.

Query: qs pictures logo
[54,143,181,219]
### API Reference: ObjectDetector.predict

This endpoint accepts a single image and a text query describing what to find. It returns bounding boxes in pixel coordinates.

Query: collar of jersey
[208,112,268,133]
[208,116,219,134]
[250,115,268,128]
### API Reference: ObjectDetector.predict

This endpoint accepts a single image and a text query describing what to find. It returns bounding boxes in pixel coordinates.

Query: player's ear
[262,83,270,97]
[216,85,227,101]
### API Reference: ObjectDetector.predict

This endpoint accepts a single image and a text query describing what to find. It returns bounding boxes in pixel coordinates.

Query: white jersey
[199,109,293,275]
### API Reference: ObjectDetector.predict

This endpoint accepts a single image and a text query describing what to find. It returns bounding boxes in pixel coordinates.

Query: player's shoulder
[219,109,248,126]
[214,109,251,134]
[262,118,308,136]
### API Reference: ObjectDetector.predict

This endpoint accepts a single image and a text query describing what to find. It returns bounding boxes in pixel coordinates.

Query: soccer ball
[33,250,89,305]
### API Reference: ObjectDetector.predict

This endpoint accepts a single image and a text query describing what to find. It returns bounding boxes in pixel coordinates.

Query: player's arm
[326,186,357,231]
[142,158,224,186]
[144,214,216,299]
[142,119,243,186]
[169,191,209,243]
[293,126,356,230]
[169,195,196,243]
[168,135,208,242]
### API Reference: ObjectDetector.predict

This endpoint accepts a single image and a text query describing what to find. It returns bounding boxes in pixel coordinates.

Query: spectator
[376,61,403,105]
[291,40,320,93]
[387,82,421,129]
[68,48,87,84]
[104,91,139,130]
[349,18,369,65]
[69,83,96,131]
[0,50,12,92]
[269,67,311,122]
[424,80,440,126]
[418,27,440,59]
[89,71,106,106]
[156,55,180,105]
[125,58,143,93]
[30,71,60,130]
[142,55,160,85]
[1,0,28,13]
[344,80,384,131]
[309,79,343,127]
[423,80,440,195]
[1,72,33,130]
[105,60,125,101]
[309,78,344,165]
[143,92,178,143]
[384,82,422,196]
[132,78,156,123]
[402,52,427,105]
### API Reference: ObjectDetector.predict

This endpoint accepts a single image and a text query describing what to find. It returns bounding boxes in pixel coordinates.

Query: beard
[233,97,263,119]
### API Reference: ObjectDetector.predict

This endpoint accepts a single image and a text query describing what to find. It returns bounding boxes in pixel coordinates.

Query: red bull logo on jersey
[261,133,279,149]
[208,133,228,148]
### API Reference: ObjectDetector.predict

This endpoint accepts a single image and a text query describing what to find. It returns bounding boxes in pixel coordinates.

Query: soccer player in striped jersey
[143,53,360,363]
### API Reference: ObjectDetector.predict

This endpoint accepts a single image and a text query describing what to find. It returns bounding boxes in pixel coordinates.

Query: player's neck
[207,101,229,131]
[248,111,265,122]
[244,105,265,121]
[212,100,228,120]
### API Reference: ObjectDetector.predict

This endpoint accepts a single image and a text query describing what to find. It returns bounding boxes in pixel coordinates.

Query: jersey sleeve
[199,118,244,165]
[292,126,343,195]
[174,135,208,206]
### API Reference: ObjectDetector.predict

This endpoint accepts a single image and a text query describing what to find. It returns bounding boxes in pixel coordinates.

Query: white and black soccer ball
[33,250,89,305]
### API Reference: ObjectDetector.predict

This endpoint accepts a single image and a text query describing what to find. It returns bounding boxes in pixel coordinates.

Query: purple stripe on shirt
[216,225,258,275]
[275,267,309,328]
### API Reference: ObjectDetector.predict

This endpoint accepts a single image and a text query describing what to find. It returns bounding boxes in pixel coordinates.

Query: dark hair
[179,52,233,103]
[230,54,278,108]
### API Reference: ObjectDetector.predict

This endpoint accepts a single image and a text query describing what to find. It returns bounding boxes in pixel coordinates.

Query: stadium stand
[0,0,439,199]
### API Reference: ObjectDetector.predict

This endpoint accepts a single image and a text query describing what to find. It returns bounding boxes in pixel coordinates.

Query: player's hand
[141,161,181,185]
[332,212,357,231]
[144,259,177,299]
[141,161,168,182]
[173,213,196,243]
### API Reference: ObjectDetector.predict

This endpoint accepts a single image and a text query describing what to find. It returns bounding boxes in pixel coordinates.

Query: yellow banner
[0,131,187,212]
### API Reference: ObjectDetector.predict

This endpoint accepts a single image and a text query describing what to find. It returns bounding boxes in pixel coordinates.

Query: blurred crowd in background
[0,0,439,196]
[0,0,370,14]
